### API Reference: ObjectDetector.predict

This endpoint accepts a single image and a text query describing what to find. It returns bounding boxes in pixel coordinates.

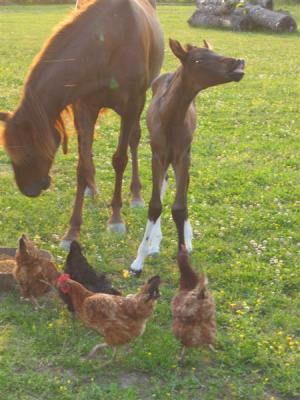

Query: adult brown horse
[0,0,164,249]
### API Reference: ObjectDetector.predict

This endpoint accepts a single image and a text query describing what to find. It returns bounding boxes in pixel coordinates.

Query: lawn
[0,3,299,400]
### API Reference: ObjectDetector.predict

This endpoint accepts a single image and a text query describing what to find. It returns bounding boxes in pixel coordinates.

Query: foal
[130,39,245,274]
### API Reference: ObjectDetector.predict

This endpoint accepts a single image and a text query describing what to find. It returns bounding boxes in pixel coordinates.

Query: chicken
[171,246,216,361]
[13,234,59,308]
[59,240,121,312]
[57,273,161,361]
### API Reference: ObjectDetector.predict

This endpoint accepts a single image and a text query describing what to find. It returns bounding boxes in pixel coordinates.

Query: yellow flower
[122,269,129,279]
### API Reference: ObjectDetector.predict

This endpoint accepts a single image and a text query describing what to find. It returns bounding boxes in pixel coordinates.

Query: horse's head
[0,111,60,197]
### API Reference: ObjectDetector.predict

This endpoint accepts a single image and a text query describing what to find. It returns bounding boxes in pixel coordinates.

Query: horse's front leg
[130,147,168,275]
[108,97,145,233]
[60,102,99,249]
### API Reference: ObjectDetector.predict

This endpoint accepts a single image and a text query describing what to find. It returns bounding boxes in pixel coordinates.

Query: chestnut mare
[0,0,164,248]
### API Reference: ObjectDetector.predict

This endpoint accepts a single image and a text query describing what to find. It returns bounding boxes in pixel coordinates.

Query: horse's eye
[194,59,203,64]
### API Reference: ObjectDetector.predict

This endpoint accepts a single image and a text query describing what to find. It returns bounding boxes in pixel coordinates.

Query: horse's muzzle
[22,176,51,197]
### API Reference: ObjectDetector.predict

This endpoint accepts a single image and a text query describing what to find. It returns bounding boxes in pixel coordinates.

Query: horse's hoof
[60,239,72,251]
[84,186,99,197]
[130,198,145,208]
[130,258,143,276]
[129,268,142,278]
[107,222,126,234]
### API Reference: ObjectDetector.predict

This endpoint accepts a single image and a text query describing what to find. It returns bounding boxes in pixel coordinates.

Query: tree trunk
[249,0,274,10]
[188,10,254,30]
[245,5,297,32]
[196,3,236,15]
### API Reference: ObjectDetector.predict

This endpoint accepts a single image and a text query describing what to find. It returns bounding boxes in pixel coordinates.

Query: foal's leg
[148,173,168,255]
[172,150,193,252]
[61,103,99,249]
[130,152,167,275]
[129,121,144,208]
[108,97,145,233]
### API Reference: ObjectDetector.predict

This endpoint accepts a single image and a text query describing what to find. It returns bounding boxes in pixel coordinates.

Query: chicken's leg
[30,296,43,310]
[84,343,108,360]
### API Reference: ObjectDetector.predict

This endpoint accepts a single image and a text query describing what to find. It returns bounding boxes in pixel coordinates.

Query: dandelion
[122,269,129,279]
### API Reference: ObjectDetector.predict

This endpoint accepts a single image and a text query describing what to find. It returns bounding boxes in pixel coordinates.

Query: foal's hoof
[107,222,126,234]
[129,268,142,278]
[60,239,72,251]
[130,198,145,208]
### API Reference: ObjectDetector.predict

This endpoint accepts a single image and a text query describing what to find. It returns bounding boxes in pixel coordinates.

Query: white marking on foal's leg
[148,175,168,255]
[130,220,156,272]
[184,219,193,253]
[148,217,162,255]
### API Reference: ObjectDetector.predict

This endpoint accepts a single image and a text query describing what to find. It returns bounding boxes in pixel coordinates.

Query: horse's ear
[203,40,213,50]
[0,112,11,123]
[169,38,187,63]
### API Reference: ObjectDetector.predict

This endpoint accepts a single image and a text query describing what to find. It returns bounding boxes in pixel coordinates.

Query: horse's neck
[20,81,64,126]
[159,68,199,125]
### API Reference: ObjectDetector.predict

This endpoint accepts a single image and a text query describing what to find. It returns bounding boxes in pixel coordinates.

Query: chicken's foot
[30,296,43,310]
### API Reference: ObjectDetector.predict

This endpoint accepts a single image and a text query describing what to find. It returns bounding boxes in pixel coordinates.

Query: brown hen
[172,246,216,361]
[13,235,59,308]
[57,273,161,362]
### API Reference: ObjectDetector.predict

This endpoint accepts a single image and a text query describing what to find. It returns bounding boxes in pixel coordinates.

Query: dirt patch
[119,371,152,389]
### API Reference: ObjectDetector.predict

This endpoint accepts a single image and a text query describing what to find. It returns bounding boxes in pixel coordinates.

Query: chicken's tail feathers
[145,275,161,302]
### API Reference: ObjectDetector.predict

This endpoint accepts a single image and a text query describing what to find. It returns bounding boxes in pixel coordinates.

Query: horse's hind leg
[108,96,145,233]
[130,121,144,208]
[60,102,99,249]
[172,149,193,253]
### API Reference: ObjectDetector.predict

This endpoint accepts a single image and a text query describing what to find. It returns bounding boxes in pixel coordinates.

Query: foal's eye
[193,59,203,64]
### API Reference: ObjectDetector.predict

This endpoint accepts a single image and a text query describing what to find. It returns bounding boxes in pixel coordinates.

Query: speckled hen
[172,246,216,360]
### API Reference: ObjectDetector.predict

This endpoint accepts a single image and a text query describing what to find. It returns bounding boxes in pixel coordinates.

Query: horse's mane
[2,1,100,162]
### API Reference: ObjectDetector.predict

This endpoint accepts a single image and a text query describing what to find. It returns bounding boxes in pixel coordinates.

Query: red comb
[57,273,70,285]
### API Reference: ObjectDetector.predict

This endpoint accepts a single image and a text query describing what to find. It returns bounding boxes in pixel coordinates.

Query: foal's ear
[203,40,213,50]
[0,112,11,123]
[169,38,187,63]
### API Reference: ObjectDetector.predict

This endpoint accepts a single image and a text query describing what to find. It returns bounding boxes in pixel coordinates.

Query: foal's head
[169,39,245,90]
[0,110,61,197]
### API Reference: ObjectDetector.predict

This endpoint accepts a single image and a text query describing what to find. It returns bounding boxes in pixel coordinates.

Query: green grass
[0,4,300,400]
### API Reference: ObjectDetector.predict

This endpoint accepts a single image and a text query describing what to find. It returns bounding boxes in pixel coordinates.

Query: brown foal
[0,0,164,249]
[130,39,245,275]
